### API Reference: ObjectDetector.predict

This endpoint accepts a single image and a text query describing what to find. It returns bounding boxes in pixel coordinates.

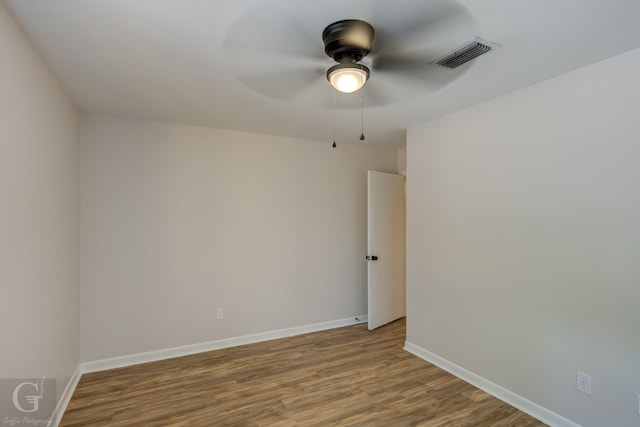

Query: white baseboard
[52,316,366,423]
[354,315,368,322]
[404,341,581,427]
[50,364,82,427]
[82,315,368,374]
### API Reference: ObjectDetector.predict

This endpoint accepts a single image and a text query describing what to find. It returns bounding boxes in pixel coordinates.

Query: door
[367,170,405,330]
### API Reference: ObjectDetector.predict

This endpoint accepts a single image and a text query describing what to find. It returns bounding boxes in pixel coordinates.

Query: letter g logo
[12,381,43,413]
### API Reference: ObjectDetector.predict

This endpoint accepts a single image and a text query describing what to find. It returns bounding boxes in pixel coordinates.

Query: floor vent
[436,38,495,69]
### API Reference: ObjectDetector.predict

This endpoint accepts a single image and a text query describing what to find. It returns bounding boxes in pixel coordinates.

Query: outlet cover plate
[577,371,592,395]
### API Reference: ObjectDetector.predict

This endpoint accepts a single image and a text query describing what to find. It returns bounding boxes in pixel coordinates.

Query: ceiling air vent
[436,38,495,69]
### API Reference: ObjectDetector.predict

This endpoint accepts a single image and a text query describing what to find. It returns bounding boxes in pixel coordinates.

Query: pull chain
[332,90,337,148]
[360,86,365,141]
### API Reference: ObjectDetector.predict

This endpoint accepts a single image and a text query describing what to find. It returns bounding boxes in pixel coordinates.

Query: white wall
[406,48,640,427]
[397,148,407,176]
[81,115,397,362]
[0,0,79,405]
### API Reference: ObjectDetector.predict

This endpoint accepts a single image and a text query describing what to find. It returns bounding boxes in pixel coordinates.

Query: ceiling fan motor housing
[322,19,375,62]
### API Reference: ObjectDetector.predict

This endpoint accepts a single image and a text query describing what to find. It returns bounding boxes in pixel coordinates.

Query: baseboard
[403,341,581,427]
[49,364,82,427]
[55,316,365,422]
[82,315,368,374]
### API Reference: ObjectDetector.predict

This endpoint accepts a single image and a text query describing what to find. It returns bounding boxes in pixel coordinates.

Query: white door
[367,170,405,330]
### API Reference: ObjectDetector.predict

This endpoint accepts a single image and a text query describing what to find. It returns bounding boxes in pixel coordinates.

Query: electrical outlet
[577,371,592,395]
[216,308,223,320]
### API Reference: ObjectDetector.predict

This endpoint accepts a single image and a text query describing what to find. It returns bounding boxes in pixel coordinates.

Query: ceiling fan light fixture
[327,63,370,94]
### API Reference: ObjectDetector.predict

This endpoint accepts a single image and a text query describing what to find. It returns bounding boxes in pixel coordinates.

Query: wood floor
[61,319,546,426]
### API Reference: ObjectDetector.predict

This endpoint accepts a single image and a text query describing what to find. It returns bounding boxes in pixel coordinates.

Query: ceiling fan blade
[223,0,337,101]
[365,58,472,106]
[362,0,479,102]
[372,0,476,56]
[373,55,433,73]
[374,52,471,80]
[228,49,327,74]
[382,62,471,94]
[236,68,324,101]
[362,80,397,107]
[223,0,327,61]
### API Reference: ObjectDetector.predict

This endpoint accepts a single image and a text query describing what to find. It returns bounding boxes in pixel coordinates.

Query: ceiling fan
[322,19,374,94]
[224,0,489,106]
[322,18,494,96]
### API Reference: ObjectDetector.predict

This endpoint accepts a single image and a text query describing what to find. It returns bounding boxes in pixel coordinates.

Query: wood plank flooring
[61,319,546,426]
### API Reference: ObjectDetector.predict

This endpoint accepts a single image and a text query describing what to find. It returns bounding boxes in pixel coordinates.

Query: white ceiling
[6,0,640,148]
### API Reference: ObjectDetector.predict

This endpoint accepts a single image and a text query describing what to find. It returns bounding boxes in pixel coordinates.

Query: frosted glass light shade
[327,63,370,93]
